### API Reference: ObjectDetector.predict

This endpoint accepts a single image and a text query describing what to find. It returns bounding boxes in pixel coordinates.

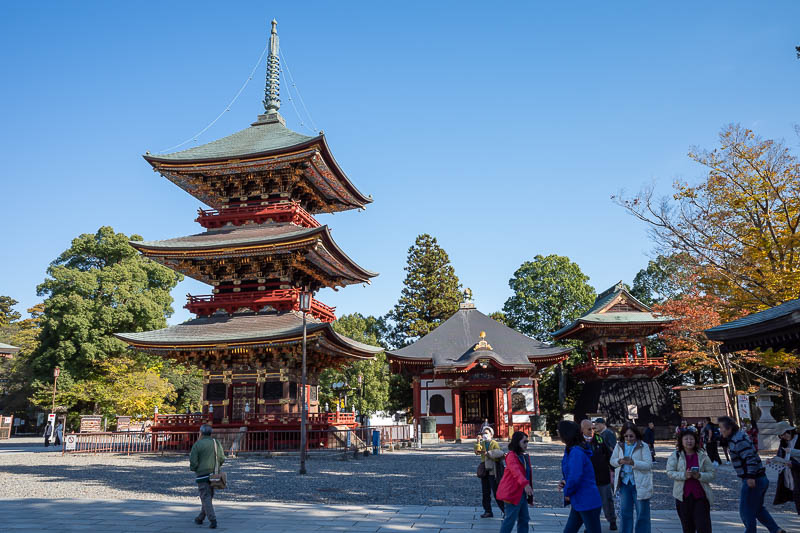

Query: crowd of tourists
[475,417,795,533]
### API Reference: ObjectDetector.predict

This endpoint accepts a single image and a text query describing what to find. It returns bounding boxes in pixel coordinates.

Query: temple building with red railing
[116,21,380,433]
[387,293,571,441]
[552,281,678,428]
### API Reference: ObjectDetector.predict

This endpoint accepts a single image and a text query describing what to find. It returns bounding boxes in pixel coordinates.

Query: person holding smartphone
[666,429,715,533]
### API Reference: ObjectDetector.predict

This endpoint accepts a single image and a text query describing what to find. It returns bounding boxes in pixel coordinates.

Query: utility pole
[51,367,60,413]
[299,290,311,475]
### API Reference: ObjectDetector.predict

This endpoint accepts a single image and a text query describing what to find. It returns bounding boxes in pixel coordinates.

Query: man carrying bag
[190,424,226,529]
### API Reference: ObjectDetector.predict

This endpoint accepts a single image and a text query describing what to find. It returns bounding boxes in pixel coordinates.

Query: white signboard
[738,395,752,420]
[627,404,638,420]
[65,434,77,451]
[2,417,11,425]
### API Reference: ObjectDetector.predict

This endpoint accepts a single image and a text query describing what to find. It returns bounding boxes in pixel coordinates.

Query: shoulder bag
[208,439,227,489]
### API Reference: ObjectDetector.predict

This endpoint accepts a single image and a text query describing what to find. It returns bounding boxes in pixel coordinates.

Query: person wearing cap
[474,425,505,518]
[770,420,800,514]
[595,418,617,451]
[718,416,787,533]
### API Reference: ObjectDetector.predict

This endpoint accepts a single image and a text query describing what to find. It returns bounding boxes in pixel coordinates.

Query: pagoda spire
[263,19,281,114]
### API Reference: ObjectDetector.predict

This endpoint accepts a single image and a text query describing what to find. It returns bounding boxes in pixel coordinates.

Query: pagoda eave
[145,137,372,213]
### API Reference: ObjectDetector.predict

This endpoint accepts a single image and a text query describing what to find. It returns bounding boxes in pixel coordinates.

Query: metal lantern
[299,291,311,312]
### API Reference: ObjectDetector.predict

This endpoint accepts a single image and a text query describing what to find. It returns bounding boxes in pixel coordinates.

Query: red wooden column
[507,388,513,438]
[642,342,648,361]
[495,388,505,438]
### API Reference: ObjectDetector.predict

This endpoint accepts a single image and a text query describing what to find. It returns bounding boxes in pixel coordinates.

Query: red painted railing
[574,355,668,379]
[185,289,336,322]
[153,411,356,428]
[196,202,319,229]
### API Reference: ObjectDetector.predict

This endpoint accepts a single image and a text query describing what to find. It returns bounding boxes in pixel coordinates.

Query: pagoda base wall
[574,378,680,431]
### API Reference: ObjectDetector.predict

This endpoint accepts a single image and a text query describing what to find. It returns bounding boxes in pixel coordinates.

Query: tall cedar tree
[32,226,183,379]
[386,234,462,348]
[617,124,800,316]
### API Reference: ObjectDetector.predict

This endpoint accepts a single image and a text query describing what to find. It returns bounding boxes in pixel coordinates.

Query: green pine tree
[503,254,595,341]
[386,234,463,348]
[31,226,183,380]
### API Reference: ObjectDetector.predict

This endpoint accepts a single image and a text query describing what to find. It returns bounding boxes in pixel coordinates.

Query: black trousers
[481,474,504,514]
[706,441,722,464]
[675,495,712,533]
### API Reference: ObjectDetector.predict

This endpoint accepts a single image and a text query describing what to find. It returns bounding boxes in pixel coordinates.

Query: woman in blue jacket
[559,420,603,533]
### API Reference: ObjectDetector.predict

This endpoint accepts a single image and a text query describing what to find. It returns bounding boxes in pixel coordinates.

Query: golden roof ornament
[474,330,493,351]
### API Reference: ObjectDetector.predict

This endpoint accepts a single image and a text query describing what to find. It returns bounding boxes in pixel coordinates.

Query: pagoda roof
[552,281,673,340]
[387,305,570,370]
[705,298,800,352]
[115,310,381,358]
[145,115,315,163]
[143,114,372,213]
[130,222,377,288]
[0,342,20,354]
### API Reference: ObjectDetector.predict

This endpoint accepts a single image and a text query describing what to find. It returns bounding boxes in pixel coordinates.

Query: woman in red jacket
[496,431,534,533]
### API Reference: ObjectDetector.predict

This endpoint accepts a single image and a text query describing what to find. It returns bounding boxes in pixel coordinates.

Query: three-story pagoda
[117,21,381,431]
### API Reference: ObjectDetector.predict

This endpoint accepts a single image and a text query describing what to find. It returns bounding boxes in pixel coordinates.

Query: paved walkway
[2,499,799,532]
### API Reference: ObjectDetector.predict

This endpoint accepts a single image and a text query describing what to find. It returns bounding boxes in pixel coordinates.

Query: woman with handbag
[190,424,226,529]
[665,429,715,533]
[496,431,533,533]
[558,420,603,533]
[474,426,506,518]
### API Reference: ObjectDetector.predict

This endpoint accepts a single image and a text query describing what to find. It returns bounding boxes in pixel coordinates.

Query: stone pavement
[2,499,799,532]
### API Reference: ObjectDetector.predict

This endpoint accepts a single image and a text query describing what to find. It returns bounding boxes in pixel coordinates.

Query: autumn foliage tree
[617,124,800,315]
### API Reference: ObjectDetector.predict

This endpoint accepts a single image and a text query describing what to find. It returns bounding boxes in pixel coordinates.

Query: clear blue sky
[1,2,798,326]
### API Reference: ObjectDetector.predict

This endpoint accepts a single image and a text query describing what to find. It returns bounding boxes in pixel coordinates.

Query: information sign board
[737,395,752,420]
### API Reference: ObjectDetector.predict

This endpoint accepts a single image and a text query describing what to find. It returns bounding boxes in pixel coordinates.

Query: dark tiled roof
[116,311,381,355]
[145,116,316,163]
[387,307,570,369]
[131,223,317,251]
[706,298,800,339]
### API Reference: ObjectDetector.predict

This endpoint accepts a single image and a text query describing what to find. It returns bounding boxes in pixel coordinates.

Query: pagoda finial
[263,19,281,114]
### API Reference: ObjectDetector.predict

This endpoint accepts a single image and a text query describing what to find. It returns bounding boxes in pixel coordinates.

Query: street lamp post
[299,290,311,475]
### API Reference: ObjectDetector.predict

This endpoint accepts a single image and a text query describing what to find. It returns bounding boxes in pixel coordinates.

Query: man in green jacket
[190,424,225,529]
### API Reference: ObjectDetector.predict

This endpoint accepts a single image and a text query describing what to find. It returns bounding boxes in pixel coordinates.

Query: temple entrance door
[232,384,256,422]
[461,390,496,437]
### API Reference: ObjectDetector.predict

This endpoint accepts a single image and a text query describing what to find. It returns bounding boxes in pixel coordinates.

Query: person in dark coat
[771,421,800,514]
[43,421,52,447]
[643,422,656,461]
[702,417,722,465]
[559,420,603,533]
[581,419,616,530]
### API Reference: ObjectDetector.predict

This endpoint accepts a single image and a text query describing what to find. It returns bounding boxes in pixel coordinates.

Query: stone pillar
[755,386,781,451]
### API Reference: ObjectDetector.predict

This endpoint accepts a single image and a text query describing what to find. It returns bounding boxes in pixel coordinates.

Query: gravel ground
[0,438,777,511]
